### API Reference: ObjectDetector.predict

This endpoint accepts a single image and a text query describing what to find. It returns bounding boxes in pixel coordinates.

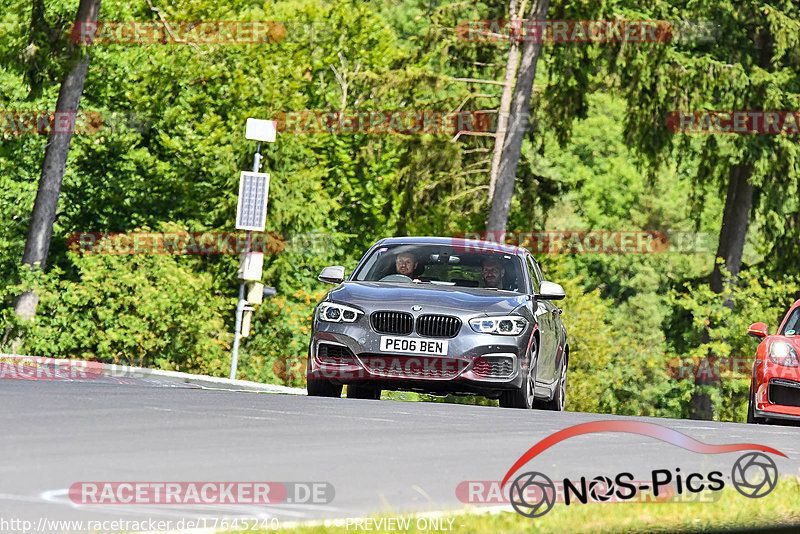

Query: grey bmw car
[306,236,569,409]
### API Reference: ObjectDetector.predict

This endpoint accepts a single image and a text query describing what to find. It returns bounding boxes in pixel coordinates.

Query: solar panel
[236,171,270,231]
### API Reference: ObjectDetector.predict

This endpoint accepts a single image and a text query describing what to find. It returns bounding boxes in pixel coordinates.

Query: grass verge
[240,477,800,533]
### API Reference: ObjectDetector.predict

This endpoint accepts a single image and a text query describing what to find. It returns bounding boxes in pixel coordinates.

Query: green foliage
[382,390,499,406]
[236,286,327,386]
[668,266,800,422]
[3,245,231,376]
[1,0,799,424]
[549,258,688,417]
[607,0,800,274]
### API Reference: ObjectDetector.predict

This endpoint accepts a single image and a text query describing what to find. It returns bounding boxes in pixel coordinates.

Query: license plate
[379,336,448,356]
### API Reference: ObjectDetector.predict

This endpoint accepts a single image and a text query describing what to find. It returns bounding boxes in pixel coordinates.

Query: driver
[395,252,418,277]
[482,257,505,289]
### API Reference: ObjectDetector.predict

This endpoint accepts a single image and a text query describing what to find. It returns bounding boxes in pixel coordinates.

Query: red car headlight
[769,341,800,367]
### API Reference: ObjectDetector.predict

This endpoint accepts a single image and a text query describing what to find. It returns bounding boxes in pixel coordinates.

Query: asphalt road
[1,377,799,531]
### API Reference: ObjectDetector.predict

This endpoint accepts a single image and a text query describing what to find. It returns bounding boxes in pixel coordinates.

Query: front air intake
[371,311,414,335]
[416,315,461,338]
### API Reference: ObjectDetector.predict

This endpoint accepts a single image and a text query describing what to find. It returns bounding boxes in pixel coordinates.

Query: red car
[747,300,800,424]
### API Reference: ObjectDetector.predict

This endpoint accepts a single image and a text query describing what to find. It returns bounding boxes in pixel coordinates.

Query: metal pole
[230,142,262,380]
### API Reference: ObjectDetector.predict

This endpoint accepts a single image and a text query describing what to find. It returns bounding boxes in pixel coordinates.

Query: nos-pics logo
[501,421,783,518]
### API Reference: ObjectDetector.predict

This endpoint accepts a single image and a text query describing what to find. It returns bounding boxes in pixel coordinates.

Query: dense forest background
[2,0,799,421]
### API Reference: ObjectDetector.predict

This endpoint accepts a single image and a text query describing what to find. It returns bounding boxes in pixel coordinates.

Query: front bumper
[754,361,800,420]
[308,321,529,395]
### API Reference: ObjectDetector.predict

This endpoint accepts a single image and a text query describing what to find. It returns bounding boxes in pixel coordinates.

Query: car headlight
[769,340,800,367]
[318,302,362,323]
[469,315,528,336]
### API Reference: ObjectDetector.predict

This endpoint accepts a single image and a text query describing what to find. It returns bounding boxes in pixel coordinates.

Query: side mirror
[319,265,345,284]
[747,322,768,339]
[537,281,565,301]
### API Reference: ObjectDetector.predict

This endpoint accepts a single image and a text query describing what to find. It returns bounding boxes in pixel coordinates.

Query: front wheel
[500,340,537,409]
[306,355,343,397]
[307,378,343,397]
[540,355,567,411]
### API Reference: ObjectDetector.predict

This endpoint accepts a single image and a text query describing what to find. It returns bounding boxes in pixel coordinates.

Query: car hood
[327,281,526,315]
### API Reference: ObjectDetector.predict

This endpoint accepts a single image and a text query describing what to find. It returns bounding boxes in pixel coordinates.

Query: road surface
[1,378,798,530]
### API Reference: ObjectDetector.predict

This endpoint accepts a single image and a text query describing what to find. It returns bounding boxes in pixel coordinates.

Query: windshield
[781,307,800,335]
[351,244,526,292]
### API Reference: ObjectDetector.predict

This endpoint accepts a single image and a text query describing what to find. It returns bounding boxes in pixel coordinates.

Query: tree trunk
[692,25,768,421]
[487,0,549,233]
[488,0,521,204]
[690,163,754,420]
[709,163,754,295]
[13,0,102,323]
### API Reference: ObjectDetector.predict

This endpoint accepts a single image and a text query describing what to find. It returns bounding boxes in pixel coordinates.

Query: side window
[782,308,800,335]
[526,256,540,294]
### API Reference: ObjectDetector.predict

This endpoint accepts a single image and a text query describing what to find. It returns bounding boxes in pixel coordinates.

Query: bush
[4,249,232,376]
[235,286,328,386]
[552,260,686,417]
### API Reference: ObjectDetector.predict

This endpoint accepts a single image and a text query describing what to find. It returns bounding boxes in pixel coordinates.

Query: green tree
[610,1,800,419]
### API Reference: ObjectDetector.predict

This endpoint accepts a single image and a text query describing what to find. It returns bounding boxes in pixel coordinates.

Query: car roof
[376,236,527,256]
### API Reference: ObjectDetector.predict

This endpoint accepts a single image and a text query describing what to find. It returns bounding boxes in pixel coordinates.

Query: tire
[500,339,537,409]
[540,355,567,411]
[746,391,756,423]
[747,379,766,424]
[347,385,382,400]
[306,355,343,397]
